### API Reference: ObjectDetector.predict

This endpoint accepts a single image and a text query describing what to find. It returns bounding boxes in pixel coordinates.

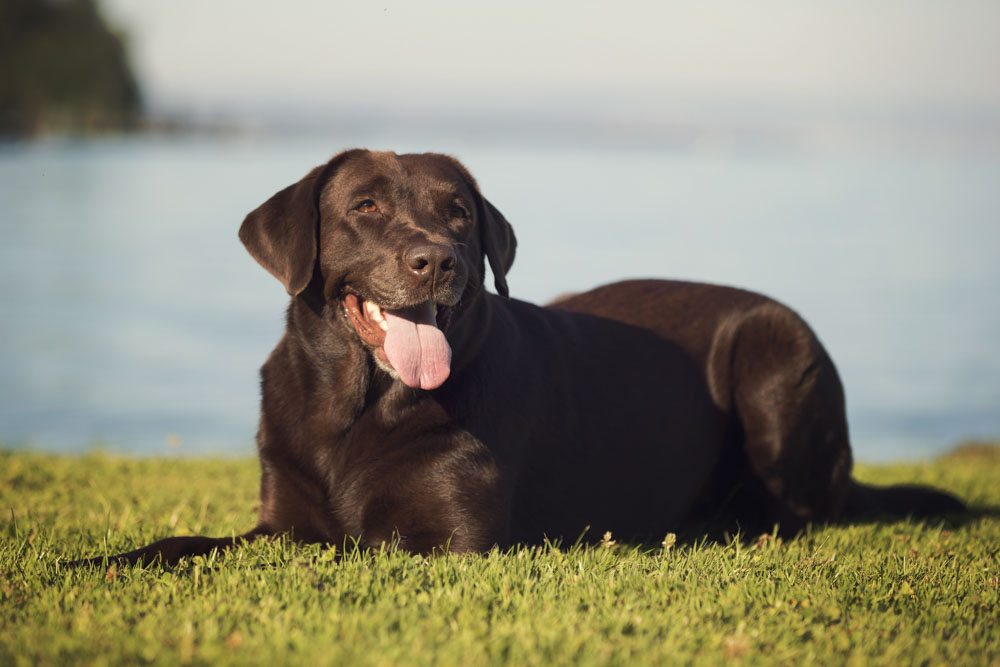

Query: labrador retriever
[72,149,964,566]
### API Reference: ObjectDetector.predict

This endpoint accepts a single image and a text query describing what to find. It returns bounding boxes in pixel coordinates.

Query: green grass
[2,445,999,666]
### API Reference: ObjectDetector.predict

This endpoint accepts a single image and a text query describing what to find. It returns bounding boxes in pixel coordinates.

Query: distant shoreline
[8,107,1000,157]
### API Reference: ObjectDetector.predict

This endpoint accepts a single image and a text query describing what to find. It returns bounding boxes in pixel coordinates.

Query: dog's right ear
[239,152,354,295]
[239,165,326,296]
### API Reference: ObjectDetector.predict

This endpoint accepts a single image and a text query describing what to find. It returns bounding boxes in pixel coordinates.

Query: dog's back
[463,283,729,542]
[536,279,962,535]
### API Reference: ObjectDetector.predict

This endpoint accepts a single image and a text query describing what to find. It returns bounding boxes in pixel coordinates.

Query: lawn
[2,445,998,665]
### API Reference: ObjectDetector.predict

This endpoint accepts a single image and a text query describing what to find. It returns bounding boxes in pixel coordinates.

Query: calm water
[1,133,998,461]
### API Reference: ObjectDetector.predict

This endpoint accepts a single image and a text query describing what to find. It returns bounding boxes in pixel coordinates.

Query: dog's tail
[842,480,966,520]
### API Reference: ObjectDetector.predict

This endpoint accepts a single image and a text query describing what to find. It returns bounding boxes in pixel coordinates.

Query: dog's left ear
[443,156,517,298]
[478,197,516,298]
[239,151,359,296]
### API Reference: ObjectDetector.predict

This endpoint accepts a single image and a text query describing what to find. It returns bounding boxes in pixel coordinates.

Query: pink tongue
[382,302,452,390]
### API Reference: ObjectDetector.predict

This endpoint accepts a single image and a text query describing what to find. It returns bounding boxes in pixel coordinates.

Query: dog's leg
[349,438,512,555]
[68,458,338,568]
[66,528,269,568]
[729,304,964,527]
[728,305,855,526]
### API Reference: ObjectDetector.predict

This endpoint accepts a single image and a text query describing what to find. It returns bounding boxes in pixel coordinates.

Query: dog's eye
[356,200,378,213]
[449,205,468,219]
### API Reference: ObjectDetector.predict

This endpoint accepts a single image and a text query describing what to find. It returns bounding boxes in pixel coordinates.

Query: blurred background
[1,0,998,460]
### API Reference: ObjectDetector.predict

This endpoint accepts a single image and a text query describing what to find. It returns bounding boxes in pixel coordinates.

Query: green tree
[0,0,142,136]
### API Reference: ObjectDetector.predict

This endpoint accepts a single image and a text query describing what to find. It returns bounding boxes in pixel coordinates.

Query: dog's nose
[405,244,457,279]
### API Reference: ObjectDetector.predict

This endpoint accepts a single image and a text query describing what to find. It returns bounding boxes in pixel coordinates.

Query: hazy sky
[95,0,1000,144]
[103,0,1000,125]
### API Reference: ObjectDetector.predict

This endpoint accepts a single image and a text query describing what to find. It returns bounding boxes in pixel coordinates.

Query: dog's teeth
[379,320,388,331]
[364,300,385,323]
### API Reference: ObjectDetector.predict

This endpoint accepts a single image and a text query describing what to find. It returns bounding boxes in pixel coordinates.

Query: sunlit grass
[2,445,998,665]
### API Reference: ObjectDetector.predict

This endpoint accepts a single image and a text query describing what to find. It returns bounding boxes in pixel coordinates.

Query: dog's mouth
[342,293,453,390]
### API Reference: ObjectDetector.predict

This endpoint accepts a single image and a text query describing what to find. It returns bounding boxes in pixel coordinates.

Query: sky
[102,0,1000,132]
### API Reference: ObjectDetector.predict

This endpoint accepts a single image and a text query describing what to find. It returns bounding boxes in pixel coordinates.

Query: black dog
[73,149,963,565]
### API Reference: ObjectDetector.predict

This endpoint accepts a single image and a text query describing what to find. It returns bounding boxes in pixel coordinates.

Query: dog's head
[239,149,516,390]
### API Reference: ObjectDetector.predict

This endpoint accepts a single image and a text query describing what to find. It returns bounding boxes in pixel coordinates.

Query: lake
[1,131,998,461]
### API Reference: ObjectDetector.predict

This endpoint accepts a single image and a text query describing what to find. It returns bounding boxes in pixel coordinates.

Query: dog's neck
[282,286,476,415]
[285,280,501,404]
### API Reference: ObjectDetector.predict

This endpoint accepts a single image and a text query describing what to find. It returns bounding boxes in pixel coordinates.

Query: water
[2,133,998,461]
